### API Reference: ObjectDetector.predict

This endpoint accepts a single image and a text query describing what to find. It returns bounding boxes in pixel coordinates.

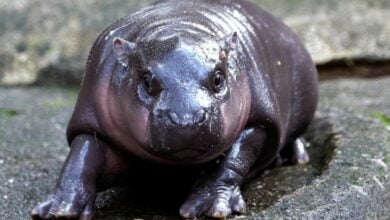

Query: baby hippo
[32,0,318,219]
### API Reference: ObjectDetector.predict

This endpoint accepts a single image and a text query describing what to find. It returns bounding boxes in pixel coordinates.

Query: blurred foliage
[0,108,21,118]
[372,111,390,127]
[0,0,389,85]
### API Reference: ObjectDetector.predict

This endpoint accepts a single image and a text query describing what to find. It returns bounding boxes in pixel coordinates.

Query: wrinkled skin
[32,0,318,219]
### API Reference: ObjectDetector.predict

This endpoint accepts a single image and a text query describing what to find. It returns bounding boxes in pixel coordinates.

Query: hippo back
[67,0,318,167]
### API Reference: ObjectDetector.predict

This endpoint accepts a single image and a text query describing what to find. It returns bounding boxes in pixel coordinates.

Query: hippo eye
[142,73,153,94]
[212,70,225,93]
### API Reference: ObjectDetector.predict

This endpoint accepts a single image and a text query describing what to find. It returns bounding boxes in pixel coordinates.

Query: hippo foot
[31,181,96,220]
[291,138,310,165]
[276,137,310,166]
[179,182,246,218]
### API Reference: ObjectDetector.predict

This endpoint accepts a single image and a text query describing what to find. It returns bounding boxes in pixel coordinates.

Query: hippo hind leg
[277,137,310,166]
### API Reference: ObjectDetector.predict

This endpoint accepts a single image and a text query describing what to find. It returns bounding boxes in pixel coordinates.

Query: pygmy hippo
[32,0,318,219]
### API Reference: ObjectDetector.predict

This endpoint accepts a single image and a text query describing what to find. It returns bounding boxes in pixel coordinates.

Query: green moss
[39,85,78,108]
[371,111,390,127]
[42,97,76,109]
[43,86,80,94]
[0,108,21,118]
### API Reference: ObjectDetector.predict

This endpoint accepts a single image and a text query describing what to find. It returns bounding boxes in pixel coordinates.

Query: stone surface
[0,75,389,219]
[257,0,390,63]
[0,0,389,85]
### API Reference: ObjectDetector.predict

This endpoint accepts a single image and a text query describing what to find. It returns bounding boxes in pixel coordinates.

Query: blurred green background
[0,0,389,85]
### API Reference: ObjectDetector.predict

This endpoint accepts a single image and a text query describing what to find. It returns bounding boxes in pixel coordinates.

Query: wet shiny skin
[147,47,242,163]
[32,0,318,219]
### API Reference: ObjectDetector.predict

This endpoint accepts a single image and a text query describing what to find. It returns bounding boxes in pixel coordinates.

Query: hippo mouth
[147,140,232,164]
[155,148,209,161]
[149,126,222,162]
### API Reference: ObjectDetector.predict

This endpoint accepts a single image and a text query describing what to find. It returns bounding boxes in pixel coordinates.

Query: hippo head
[111,33,251,164]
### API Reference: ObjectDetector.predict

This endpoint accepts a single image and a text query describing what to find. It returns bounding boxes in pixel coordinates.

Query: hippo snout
[150,106,221,161]
[166,109,208,126]
[154,108,208,127]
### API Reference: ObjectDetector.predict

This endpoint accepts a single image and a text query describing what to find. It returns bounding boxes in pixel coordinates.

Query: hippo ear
[220,32,238,52]
[112,37,136,67]
[219,32,238,60]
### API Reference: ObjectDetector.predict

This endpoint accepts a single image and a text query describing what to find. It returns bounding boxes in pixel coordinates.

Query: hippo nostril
[168,112,180,125]
[195,109,207,124]
[166,110,208,126]
[155,109,164,118]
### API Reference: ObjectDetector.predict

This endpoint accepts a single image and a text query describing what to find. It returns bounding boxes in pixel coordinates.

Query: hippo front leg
[180,128,266,218]
[31,134,105,220]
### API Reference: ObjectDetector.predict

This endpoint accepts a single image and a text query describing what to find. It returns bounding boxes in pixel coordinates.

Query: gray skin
[31,0,318,219]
